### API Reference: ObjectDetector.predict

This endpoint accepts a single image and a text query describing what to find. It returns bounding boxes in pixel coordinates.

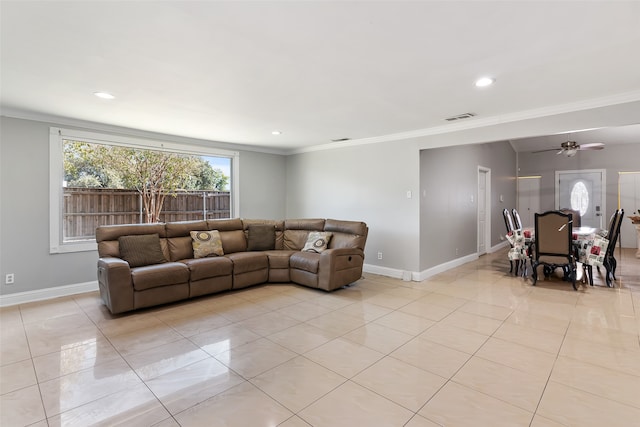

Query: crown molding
[0,107,289,156]
[289,90,640,154]
[4,88,640,157]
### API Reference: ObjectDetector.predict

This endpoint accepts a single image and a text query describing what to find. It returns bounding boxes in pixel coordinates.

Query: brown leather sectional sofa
[96,218,368,314]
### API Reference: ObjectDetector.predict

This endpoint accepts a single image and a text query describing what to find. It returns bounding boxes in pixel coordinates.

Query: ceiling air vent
[331,138,351,142]
[444,112,476,122]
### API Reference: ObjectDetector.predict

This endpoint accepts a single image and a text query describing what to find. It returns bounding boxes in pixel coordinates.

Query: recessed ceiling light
[475,77,495,87]
[271,131,282,135]
[94,91,115,99]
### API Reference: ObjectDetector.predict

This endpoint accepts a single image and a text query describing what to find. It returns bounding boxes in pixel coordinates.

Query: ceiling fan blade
[578,142,605,151]
[531,148,562,154]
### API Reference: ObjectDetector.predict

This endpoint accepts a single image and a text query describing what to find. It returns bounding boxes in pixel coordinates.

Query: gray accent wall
[0,116,286,295]
[419,141,517,270]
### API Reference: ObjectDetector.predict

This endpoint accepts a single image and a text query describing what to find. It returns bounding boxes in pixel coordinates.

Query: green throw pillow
[118,234,167,268]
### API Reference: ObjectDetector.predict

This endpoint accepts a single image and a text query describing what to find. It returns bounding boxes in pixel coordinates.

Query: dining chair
[582,210,618,287]
[531,210,577,290]
[559,208,581,228]
[512,208,523,230]
[503,208,520,275]
[598,209,624,287]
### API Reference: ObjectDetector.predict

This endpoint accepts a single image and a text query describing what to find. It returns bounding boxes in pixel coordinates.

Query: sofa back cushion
[165,220,208,261]
[283,219,325,250]
[207,219,247,253]
[96,223,166,258]
[325,219,368,250]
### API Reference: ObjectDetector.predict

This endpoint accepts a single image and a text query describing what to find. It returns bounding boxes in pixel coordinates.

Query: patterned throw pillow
[190,230,224,258]
[302,232,333,253]
[118,234,167,267]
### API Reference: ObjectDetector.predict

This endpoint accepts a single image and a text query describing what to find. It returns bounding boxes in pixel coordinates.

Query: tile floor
[1,249,639,426]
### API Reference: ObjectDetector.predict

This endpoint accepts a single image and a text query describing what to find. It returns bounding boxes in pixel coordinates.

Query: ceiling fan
[532,140,605,157]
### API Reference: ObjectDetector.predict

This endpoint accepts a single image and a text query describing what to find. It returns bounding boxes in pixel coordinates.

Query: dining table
[507,225,609,280]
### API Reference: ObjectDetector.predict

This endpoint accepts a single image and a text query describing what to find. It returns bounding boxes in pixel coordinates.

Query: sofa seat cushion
[263,250,296,269]
[131,262,190,291]
[290,252,320,274]
[181,257,233,281]
[225,252,268,274]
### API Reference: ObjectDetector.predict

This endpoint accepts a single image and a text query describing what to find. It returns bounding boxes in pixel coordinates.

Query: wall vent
[444,112,476,122]
[331,138,351,142]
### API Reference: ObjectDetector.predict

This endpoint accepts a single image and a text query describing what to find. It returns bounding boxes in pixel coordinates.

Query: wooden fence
[63,187,231,241]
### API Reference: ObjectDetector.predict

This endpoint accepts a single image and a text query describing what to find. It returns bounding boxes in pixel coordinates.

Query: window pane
[570,181,589,217]
[62,140,231,242]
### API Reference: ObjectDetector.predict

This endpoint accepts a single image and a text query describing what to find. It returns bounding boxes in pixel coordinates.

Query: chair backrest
[606,209,624,256]
[503,208,516,233]
[606,210,620,238]
[534,210,573,257]
[512,208,523,230]
[559,208,581,228]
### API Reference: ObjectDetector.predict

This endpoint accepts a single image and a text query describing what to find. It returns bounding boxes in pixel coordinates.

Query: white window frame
[49,127,240,254]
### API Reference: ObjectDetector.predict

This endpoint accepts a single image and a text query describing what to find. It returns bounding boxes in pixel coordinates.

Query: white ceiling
[2,1,640,153]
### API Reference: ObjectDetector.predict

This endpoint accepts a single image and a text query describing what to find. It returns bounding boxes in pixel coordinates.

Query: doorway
[619,171,640,248]
[517,176,541,228]
[556,169,605,229]
[478,167,491,255]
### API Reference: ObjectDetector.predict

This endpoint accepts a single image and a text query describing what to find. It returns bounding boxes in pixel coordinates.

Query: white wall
[0,116,287,296]
[420,141,517,270]
[286,141,420,276]
[239,150,286,219]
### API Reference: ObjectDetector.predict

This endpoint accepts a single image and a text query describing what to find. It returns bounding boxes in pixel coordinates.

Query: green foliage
[183,157,229,191]
[63,140,230,222]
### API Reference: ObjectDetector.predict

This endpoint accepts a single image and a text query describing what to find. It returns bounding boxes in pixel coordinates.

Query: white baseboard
[0,281,99,307]
[414,253,479,282]
[364,252,479,283]
[489,240,510,253]
[363,264,405,279]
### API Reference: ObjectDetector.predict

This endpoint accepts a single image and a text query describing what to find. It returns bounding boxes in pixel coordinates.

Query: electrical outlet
[377,252,383,260]
[5,273,15,285]
[455,248,459,256]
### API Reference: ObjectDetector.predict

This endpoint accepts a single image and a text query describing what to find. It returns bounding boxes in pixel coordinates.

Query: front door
[556,169,605,229]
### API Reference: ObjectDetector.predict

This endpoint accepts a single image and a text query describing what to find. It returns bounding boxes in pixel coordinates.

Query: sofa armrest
[97,257,134,314]
[317,247,365,291]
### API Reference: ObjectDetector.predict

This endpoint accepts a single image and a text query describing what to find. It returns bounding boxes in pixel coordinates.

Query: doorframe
[555,168,606,228]
[477,166,491,255]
